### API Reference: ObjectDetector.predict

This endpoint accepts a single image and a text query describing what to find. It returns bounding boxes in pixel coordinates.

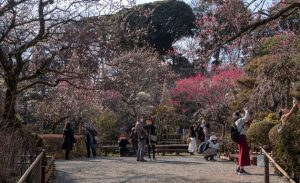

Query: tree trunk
[3,80,18,128]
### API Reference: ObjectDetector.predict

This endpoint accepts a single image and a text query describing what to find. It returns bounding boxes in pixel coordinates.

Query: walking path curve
[55,155,285,183]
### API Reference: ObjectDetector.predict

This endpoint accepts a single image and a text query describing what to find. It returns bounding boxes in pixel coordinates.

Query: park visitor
[197,120,205,144]
[202,135,219,161]
[278,97,299,132]
[62,122,76,160]
[183,126,188,143]
[81,121,98,158]
[203,122,211,142]
[233,108,251,175]
[176,126,182,142]
[188,125,197,155]
[135,117,147,162]
[118,135,129,157]
[130,127,138,156]
[145,117,157,161]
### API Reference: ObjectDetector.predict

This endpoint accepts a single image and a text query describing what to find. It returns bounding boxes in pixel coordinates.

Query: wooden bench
[229,154,258,165]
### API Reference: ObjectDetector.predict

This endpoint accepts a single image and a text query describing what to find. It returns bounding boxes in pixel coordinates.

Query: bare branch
[208,2,300,57]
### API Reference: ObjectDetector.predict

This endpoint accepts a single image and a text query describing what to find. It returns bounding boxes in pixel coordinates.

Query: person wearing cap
[202,135,219,161]
[233,107,251,175]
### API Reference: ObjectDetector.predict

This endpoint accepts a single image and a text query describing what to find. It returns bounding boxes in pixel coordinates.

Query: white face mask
[140,118,144,122]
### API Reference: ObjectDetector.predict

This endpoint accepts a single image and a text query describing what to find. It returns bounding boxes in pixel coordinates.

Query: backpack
[230,123,240,143]
[198,141,210,153]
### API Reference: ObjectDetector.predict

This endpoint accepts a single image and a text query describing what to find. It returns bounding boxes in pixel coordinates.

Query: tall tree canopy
[0,0,132,128]
[113,0,195,54]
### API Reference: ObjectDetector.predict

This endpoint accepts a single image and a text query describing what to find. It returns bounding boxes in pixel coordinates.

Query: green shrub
[271,113,300,181]
[264,113,280,121]
[268,124,281,145]
[247,120,277,146]
[94,110,120,144]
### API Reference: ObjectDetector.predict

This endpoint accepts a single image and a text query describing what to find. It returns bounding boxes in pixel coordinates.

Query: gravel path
[55,155,285,183]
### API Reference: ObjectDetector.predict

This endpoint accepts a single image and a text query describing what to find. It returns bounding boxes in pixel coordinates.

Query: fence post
[264,153,270,183]
[41,150,46,183]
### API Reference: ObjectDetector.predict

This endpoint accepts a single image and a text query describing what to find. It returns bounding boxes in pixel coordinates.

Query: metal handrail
[18,150,45,183]
[260,147,296,183]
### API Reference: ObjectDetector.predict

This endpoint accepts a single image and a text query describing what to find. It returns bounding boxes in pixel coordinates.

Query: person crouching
[203,135,219,161]
[118,135,129,157]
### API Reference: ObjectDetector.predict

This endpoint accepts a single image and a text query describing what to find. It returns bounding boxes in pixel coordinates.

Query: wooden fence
[261,147,296,183]
[18,149,55,183]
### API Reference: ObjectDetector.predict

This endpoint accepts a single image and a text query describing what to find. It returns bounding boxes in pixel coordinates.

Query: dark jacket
[62,128,76,150]
[84,126,97,145]
[118,138,129,148]
[189,129,196,138]
[145,124,156,143]
[197,127,205,141]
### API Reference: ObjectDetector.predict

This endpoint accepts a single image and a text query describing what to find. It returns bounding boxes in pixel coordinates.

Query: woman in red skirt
[233,108,251,175]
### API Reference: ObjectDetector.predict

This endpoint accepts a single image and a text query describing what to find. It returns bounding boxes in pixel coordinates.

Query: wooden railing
[18,149,55,183]
[261,147,296,183]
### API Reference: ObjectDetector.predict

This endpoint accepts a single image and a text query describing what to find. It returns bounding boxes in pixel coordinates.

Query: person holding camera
[233,107,251,175]
[279,97,299,128]
[135,116,147,162]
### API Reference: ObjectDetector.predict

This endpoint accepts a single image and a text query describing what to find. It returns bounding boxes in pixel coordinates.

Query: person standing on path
[145,117,157,161]
[188,125,197,155]
[135,117,147,162]
[197,120,205,144]
[233,107,251,175]
[81,121,98,158]
[62,122,76,160]
[203,122,211,142]
[130,127,138,156]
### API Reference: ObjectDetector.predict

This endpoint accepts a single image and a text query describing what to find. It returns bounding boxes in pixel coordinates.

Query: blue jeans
[86,143,96,158]
[86,134,96,158]
[137,139,145,161]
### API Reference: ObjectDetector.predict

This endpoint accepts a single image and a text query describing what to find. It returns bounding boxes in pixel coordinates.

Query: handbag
[150,135,157,142]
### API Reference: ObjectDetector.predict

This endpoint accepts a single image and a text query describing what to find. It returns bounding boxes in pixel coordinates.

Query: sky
[137,0,191,5]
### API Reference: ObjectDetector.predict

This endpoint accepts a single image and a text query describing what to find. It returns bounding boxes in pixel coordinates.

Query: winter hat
[210,135,218,141]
